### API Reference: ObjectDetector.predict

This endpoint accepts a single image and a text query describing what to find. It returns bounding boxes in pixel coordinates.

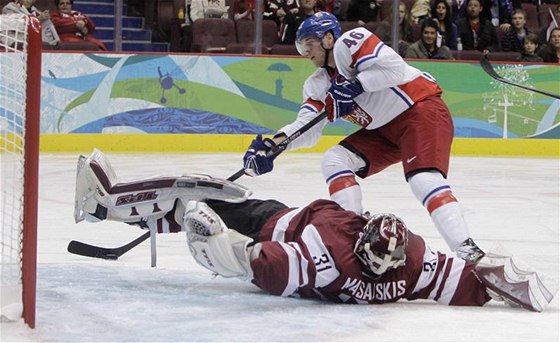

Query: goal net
[0,13,41,328]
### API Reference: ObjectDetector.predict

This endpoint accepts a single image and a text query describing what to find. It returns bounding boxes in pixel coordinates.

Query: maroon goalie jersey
[250,199,490,306]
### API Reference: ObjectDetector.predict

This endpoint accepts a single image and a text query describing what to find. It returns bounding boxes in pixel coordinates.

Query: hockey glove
[325,75,364,122]
[243,134,277,177]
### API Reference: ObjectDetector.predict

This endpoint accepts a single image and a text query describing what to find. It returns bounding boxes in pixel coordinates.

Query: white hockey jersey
[278,27,442,151]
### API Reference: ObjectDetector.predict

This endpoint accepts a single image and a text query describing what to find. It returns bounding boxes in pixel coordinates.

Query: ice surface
[1,153,558,342]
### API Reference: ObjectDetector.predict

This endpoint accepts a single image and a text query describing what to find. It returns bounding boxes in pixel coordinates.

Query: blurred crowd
[2,0,107,50]
[179,0,559,61]
[2,0,559,62]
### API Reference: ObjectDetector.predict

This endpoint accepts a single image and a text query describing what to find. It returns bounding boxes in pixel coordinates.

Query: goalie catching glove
[243,134,278,177]
[183,201,260,280]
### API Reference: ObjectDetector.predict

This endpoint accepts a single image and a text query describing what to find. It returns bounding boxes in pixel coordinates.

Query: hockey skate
[455,238,485,263]
[474,253,555,312]
[74,149,252,224]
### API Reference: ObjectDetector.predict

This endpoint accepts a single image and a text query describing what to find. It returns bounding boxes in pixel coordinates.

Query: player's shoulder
[335,27,373,47]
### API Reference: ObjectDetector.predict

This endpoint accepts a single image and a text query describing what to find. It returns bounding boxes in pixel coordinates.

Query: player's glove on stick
[325,75,364,121]
[243,134,277,177]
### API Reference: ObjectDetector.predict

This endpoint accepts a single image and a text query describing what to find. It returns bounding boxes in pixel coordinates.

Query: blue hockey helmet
[295,12,341,51]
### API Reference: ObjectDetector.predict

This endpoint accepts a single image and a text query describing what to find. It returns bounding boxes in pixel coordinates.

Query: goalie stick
[480,56,560,99]
[68,112,328,260]
[67,231,151,260]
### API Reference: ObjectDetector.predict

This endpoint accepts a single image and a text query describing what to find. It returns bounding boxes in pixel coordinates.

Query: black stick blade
[67,240,119,260]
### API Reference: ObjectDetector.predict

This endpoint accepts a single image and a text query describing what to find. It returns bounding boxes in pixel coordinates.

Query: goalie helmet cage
[0,14,41,328]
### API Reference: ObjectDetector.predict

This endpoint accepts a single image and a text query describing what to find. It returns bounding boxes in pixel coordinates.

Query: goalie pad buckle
[74,149,252,224]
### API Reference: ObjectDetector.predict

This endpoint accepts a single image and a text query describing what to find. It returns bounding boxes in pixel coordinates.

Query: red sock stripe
[328,175,358,195]
[426,191,457,214]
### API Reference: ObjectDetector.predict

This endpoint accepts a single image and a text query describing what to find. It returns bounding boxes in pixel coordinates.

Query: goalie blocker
[73,149,555,312]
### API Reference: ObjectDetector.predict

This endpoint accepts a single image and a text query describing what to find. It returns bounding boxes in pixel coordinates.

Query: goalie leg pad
[474,253,554,312]
[184,201,255,280]
[74,149,252,224]
[187,230,255,280]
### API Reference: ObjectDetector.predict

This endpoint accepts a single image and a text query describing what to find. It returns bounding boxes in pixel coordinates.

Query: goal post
[0,14,41,329]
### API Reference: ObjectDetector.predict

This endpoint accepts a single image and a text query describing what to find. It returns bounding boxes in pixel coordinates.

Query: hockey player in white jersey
[242,12,485,263]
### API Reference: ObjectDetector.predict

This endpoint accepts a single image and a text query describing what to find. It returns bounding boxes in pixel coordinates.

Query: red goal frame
[21,16,41,329]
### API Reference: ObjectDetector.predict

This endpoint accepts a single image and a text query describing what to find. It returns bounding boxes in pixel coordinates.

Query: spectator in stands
[481,0,513,33]
[50,0,106,50]
[538,27,560,63]
[233,0,255,21]
[501,8,529,52]
[264,0,299,26]
[316,0,336,14]
[450,0,468,23]
[406,18,453,59]
[2,0,49,20]
[2,0,60,46]
[410,0,430,24]
[432,0,457,50]
[456,0,499,54]
[516,33,542,62]
[125,0,144,17]
[346,0,382,25]
[375,2,414,56]
[279,0,316,44]
[190,0,229,22]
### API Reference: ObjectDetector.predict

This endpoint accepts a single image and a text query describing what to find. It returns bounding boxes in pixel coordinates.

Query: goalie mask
[353,214,408,275]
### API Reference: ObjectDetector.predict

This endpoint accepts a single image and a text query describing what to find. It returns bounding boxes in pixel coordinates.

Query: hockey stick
[227,111,328,181]
[67,231,151,260]
[68,112,328,260]
[480,56,560,99]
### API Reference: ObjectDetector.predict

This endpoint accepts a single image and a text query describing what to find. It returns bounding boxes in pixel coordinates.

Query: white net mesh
[0,13,29,322]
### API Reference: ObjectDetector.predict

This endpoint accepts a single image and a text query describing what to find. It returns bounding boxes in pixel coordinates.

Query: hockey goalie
[73,149,556,312]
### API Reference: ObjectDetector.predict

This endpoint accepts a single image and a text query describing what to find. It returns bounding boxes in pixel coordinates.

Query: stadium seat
[521,3,540,33]
[365,21,379,34]
[452,49,483,61]
[340,21,361,33]
[270,44,299,55]
[488,51,521,61]
[538,3,555,28]
[226,43,271,54]
[191,18,236,53]
[235,19,279,46]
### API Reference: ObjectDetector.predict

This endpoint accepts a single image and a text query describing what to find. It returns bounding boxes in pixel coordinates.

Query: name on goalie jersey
[342,278,406,301]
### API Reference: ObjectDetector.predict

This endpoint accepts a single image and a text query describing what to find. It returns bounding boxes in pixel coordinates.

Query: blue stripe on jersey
[355,43,385,69]
[422,185,451,206]
[301,104,318,113]
[422,72,436,82]
[326,169,355,183]
[389,87,414,107]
